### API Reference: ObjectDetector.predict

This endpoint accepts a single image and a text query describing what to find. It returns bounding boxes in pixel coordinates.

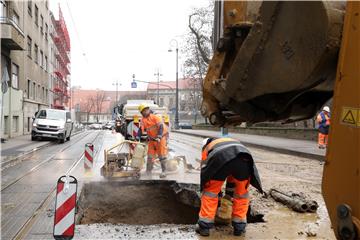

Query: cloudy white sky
[50,0,209,91]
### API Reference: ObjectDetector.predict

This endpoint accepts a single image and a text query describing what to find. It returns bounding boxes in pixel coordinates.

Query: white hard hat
[202,138,210,149]
[323,106,330,113]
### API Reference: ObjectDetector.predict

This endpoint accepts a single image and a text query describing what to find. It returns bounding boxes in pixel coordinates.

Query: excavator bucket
[202,1,345,125]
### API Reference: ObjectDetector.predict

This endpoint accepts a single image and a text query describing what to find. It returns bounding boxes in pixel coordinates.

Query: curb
[173,130,325,161]
[1,130,86,168]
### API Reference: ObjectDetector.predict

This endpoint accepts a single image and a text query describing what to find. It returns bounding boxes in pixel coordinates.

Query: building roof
[72,89,147,113]
[147,78,199,90]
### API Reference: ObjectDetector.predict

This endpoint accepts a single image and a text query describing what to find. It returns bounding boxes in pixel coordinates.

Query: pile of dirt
[77,180,199,225]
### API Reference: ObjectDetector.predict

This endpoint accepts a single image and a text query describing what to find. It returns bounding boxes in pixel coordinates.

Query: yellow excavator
[201,1,359,239]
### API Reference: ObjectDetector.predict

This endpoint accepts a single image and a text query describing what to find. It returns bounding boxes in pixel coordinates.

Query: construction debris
[269,189,319,213]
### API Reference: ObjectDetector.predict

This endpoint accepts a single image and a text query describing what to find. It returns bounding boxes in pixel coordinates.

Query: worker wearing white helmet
[316,106,331,149]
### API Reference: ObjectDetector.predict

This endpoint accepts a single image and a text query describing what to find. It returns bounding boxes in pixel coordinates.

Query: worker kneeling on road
[137,103,168,178]
[197,137,263,237]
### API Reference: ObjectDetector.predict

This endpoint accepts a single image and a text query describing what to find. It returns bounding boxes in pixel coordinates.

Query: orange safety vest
[141,113,168,139]
[201,138,235,161]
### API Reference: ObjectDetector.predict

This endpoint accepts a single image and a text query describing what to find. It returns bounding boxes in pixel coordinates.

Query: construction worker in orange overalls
[196,137,263,237]
[137,103,168,178]
[316,106,331,149]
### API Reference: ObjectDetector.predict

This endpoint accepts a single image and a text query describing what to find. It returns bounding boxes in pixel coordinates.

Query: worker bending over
[197,137,263,237]
[138,103,168,178]
[316,106,331,149]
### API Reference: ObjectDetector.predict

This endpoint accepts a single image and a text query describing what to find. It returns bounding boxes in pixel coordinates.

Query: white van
[31,109,73,143]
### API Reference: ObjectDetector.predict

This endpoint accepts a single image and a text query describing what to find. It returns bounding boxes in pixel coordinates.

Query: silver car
[31,109,73,143]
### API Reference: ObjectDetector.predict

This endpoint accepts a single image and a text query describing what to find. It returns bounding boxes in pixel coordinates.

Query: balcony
[1,17,25,50]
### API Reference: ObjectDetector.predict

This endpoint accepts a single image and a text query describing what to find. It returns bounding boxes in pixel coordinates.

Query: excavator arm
[202,1,359,239]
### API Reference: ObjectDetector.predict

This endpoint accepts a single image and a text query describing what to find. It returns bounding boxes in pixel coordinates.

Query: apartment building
[1,0,26,138]
[22,0,52,135]
[1,1,70,138]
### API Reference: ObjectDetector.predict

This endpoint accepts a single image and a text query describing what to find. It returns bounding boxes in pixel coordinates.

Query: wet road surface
[1,130,335,239]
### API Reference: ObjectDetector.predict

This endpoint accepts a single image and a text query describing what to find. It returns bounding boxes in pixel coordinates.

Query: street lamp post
[112,80,121,104]
[168,39,179,129]
[154,69,162,105]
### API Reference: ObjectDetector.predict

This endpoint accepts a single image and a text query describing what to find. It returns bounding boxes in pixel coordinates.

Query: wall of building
[22,0,52,135]
[1,0,70,138]
[1,1,26,138]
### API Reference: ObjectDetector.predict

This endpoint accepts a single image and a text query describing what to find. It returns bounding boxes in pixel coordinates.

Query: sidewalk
[0,134,52,163]
[174,129,326,161]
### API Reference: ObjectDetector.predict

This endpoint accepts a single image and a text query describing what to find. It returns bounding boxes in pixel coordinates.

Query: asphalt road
[1,130,104,240]
[1,130,335,240]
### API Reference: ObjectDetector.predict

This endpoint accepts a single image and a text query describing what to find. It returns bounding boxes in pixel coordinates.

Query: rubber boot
[195,224,210,237]
[233,222,246,236]
[159,159,167,178]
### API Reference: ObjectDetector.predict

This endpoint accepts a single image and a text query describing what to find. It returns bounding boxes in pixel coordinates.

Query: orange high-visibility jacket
[141,113,168,139]
[201,138,263,193]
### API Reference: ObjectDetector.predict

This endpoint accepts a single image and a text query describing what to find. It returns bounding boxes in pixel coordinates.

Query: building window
[11,63,19,89]
[42,87,45,102]
[46,89,48,103]
[34,44,38,63]
[40,50,43,67]
[27,117,31,132]
[34,5,38,26]
[27,79,31,98]
[45,56,49,71]
[33,82,36,99]
[160,97,164,107]
[169,97,174,108]
[12,11,19,25]
[0,0,7,18]
[45,23,48,40]
[27,36,32,58]
[12,116,19,132]
[28,0,32,16]
[38,85,40,100]
[40,14,43,34]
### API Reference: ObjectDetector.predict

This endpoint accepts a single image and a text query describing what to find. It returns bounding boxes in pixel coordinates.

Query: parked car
[89,123,102,130]
[103,121,115,130]
[31,109,73,143]
[178,122,192,129]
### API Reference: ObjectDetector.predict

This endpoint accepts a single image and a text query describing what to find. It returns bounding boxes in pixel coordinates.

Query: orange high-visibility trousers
[147,136,168,161]
[318,133,328,147]
[199,178,250,225]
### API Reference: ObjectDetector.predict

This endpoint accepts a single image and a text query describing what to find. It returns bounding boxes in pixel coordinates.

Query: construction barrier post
[84,143,94,170]
[53,175,77,240]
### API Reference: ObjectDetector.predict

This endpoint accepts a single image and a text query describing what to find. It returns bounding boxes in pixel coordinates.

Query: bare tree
[181,1,213,124]
[90,90,106,123]
[182,1,214,80]
[83,97,94,123]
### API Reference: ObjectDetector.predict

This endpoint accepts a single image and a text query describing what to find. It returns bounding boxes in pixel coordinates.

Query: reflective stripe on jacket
[200,138,263,193]
[141,114,168,139]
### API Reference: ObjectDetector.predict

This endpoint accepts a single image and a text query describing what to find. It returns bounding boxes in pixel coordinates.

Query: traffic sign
[131,81,137,88]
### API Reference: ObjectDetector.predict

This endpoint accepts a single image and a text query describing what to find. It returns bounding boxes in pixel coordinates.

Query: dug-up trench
[76,180,264,226]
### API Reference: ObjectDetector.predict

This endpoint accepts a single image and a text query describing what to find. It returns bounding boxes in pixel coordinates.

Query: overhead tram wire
[65,0,89,64]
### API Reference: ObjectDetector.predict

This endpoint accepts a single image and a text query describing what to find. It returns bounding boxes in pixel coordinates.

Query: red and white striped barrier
[84,143,94,170]
[53,175,77,239]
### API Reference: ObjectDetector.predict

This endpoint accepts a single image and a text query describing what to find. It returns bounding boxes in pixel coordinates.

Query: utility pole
[168,39,179,129]
[112,80,121,104]
[154,69,162,105]
[175,46,179,129]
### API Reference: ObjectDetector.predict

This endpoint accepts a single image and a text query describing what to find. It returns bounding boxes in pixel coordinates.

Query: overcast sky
[50,0,209,91]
